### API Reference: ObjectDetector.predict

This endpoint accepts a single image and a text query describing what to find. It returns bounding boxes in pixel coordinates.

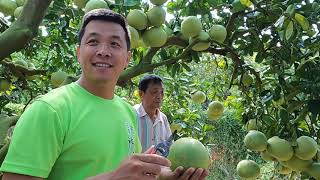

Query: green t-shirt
[0,82,141,179]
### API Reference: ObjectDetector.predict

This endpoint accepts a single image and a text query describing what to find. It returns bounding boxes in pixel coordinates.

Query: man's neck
[77,76,115,99]
[142,103,158,122]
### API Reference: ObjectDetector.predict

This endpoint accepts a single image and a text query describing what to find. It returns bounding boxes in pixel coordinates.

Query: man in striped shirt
[133,74,172,152]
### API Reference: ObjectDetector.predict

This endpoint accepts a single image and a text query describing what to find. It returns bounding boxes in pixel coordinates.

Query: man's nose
[96,44,111,57]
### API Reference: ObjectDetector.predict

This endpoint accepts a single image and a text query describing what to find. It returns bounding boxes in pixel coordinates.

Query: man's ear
[138,90,144,98]
[125,51,131,68]
[76,46,80,63]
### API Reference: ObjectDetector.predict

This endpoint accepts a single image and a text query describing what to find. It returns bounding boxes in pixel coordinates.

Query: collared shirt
[133,103,172,152]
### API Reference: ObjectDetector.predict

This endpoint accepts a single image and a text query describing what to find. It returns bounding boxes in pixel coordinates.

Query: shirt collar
[137,103,163,123]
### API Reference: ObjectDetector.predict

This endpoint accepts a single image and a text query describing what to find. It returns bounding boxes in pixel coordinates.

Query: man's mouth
[92,62,113,68]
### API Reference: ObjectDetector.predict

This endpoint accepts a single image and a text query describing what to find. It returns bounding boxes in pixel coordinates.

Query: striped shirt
[133,103,172,152]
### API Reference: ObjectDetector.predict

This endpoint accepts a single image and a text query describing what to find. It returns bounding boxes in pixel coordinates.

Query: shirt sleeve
[0,100,64,178]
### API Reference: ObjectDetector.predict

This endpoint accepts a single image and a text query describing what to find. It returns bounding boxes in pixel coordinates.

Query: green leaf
[181,63,191,72]
[294,13,309,31]
[285,4,295,17]
[285,21,294,41]
[275,16,285,28]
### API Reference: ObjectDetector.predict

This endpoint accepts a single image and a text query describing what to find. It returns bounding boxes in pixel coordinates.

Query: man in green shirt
[1,9,208,180]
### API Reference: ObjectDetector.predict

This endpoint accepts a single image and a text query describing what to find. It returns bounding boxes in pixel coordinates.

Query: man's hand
[87,146,170,180]
[159,166,209,180]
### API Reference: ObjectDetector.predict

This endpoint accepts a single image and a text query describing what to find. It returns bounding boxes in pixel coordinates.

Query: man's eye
[87,40,98,46]
[111,42,121,47]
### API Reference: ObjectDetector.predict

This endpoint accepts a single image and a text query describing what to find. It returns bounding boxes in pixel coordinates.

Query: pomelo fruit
[146,6,166,27]
[142,27,167,47]
[51,71,68,88]
[244,130,268,152]
[150,0,167,5]
[191,91,206,103]
[266,136,293,161]
[181,16,202,38]
[189,31,210,51]
[294,136,318,160]
[236,160,260,179]
[209,25,227,43]
[128,26,140,49]
[168,137,211,170]
[127,9,148,30]
[0,0,17,16]
[84,0,109,13]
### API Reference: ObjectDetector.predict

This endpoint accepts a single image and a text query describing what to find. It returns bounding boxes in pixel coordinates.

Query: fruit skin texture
[242,72,253,86]
[0,80,11,91]
[266,136,294,161]
[181,16,202,38]
[146,6,166,27]
[142,27,167,47]
[209,25,227,43]
[190,91,206,103]
[244,130,268,152]
[260,151,275,162]
[189,31,210,51]
[150,0,167,5]
[127,9,148,30]
[51,71,68,88]
[207,101,224,115]
[306,162,320,180]
[294,136,318,160]
[281,155,312,172]
[236,160,260,179]
[168,137,211,171]
[84,0,109,13]
[128,26,139,49]
[0,0,17,16]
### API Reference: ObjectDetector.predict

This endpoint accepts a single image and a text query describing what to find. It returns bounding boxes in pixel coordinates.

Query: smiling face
[140,82,164,110]
[77,20,131,86]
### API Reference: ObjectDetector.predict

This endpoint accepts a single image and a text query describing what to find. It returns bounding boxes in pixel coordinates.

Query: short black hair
[138,74,163,92]
[78,9,131,50]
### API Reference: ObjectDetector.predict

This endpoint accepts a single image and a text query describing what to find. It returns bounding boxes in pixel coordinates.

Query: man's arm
[2,173,43,180]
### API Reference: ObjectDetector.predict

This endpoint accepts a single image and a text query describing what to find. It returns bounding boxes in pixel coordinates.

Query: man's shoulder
[36,83,75,107]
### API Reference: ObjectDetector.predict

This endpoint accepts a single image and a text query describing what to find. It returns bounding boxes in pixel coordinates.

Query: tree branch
[1,59,47,78]
[0,0,52,60]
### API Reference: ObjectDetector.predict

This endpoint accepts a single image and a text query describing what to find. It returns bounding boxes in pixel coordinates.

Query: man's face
[140,83,164,109]
[77,20,130,85]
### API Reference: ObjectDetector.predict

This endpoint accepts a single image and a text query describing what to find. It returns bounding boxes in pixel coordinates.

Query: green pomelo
[244,130,268,152]
[14,59,28,68]
[51,71,68,88]
[191,91,206,104]
[13,6,22,18]
[207,111,222,121]
[181,16,202,38]
[245,119,261,131]
[267,136,294,161]
[306,163,320,180]
[16,0,24,6]
[276,164,292,175]
[260,151,275,162]
[281,155,312,172]
[128,26,140,49]
[146,6,166,27]
[0,80,11,91]
[0,0,17,16]
[242,72,254,86]
[84,0,109,13]
[232,0,246,13]
[189,31,210,51]
[294,136,318,160]
[168,137,211,171]
[207,101,224,116]
[74,0,87,8]
[236,160,260,179]
[142,27,167,47]
[209,25,227,43]
[150,0,167,5]
[127,9,148,30]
